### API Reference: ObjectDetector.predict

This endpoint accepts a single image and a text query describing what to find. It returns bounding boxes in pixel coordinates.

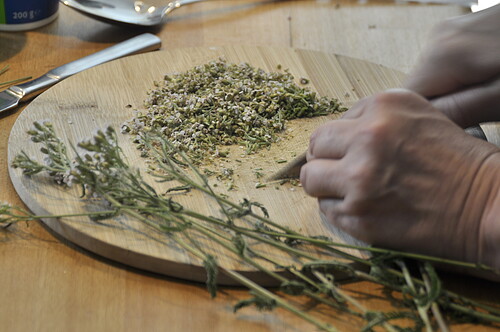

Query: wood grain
[4,2,500,332]
[8,46,404,285]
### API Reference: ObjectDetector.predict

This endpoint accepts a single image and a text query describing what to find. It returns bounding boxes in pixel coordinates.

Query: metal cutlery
[0,33,161,116]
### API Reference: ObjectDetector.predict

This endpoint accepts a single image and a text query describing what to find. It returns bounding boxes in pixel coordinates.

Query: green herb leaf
[203,255,218,298]
[234,291,277,312]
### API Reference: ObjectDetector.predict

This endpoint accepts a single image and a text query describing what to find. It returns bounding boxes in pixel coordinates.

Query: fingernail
[299,164,307,187]
[308,132,316,157]
[384,88,412,94]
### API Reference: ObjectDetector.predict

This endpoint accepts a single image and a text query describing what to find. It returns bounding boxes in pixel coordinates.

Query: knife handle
[10,33,161,101]
[267,125,489,181]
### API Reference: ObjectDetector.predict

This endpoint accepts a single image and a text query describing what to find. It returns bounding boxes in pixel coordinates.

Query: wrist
[477,150,500,273]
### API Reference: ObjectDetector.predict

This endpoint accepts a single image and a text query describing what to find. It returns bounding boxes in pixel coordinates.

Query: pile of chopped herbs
[121,59,346,162]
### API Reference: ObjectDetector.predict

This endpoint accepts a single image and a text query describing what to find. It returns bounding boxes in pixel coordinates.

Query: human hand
[300,89,500,277]
[404,4,500,128]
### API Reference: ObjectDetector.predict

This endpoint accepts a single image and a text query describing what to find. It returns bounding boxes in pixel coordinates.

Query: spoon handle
[12,33,161,102]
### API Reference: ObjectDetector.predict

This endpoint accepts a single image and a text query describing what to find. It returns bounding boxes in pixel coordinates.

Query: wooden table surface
[1,1,499,331]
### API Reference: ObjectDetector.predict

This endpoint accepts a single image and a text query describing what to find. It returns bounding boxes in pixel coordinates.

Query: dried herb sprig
[0,65,32,88]
[121,59,346,163]
[8,122,500,331]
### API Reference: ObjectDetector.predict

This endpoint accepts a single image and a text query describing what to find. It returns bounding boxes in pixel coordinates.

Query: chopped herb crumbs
[122,58,346,163]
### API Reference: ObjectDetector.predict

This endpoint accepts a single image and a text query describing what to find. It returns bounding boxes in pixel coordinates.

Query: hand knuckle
[357,121,388,149]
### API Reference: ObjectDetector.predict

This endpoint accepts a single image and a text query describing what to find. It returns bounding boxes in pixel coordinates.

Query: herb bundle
[5,122,500,331]
[121,59,346,162]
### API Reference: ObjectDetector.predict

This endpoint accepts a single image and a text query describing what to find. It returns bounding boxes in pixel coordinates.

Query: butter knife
[0,33,161,115]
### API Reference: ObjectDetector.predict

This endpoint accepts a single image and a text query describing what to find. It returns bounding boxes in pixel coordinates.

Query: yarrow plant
[7,121,500,332]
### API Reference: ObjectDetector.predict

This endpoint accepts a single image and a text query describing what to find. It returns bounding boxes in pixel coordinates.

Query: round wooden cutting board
[8,46,404,286]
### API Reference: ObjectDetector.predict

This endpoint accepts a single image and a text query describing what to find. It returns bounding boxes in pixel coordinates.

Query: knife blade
[0,33,161,115]
[268,125,489,181]
[0,89,19,114]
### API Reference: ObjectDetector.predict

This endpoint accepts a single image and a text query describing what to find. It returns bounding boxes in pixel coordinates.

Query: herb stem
[422,270,449,332]
[252,231,498,274]
[222,268,338,332]
[313,271,399,332]
[0,65,9,76]
[0,76,32,87]
[398,260,433,332]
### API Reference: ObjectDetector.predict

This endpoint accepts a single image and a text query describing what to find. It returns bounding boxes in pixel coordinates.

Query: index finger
[307,118,356,161]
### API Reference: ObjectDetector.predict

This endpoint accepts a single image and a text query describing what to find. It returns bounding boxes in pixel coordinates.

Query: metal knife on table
[0,33,161,115]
